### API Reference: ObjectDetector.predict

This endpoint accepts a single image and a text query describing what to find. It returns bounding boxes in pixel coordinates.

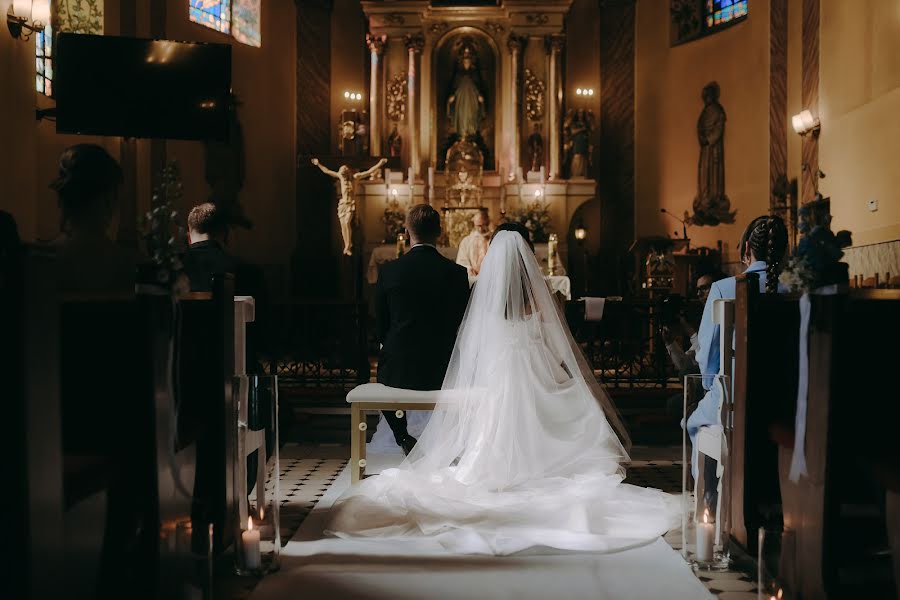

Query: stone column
[546,34,565,179]
[405,34,425,178]
[507,34,526,180]
[367,33,387,157]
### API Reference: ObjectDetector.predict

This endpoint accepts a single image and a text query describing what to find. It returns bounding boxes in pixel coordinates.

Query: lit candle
[695,509,714,562]
[539,166,546,186]
[396,232,406,258]
[242,516,261,570]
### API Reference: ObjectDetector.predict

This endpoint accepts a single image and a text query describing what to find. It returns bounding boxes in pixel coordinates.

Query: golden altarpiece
[352,1,596,277]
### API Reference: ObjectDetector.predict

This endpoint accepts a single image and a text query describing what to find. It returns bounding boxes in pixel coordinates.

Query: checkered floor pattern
[233,446,762,599]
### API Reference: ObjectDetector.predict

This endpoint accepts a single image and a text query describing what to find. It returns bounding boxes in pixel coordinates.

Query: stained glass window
[232,0,261,47]
[36,23,53,95]
[190,0,232,36]
[36,1,105,97]
[189,0,260,47]
[705,0,748,29]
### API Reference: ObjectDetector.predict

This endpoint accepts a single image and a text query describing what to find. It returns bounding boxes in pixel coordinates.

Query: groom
[375,204,470,454]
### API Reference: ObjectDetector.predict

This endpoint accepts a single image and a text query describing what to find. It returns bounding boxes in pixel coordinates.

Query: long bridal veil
[326,231,679,555]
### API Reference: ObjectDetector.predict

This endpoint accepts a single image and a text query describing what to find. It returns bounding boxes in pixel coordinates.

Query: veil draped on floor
[326,231,678,555]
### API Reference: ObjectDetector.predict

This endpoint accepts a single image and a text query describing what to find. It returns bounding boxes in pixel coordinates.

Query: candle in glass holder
[396,233,406,258]
[547,234,558,276]
[242,517,261,570]
[696,509,714,562]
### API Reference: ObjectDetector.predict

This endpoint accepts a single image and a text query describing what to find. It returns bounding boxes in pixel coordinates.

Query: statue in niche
[563,108,595,178]
[447,40,487,138]
[527,124,544,174]
[690,82,736,226]
[387,124,402,157]
[310,157,387,256]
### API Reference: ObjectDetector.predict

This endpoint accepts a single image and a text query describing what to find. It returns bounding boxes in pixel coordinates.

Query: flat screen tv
[55,33,232,141]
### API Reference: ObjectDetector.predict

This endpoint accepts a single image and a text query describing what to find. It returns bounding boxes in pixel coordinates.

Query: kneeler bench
[346,383,439,483]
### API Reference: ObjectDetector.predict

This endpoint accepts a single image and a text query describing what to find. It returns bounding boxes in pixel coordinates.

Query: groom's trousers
[381,409,409,444]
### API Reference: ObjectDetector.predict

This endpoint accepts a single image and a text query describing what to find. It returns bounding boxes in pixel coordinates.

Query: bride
[326,229,679,555]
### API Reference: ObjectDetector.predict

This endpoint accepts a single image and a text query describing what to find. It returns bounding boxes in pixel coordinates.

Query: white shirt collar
[411,243,436,249]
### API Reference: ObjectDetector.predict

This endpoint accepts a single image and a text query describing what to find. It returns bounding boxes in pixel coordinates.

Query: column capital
[367,32,387,55]
[506,33,526,54]
[404,33,425,54]
[544,33,566,55]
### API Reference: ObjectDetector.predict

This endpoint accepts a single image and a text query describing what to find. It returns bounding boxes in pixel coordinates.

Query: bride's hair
[492,221,534,251]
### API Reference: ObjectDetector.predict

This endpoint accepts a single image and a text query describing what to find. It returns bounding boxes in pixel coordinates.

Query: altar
[322,1,600,282]
[367,244,571,300]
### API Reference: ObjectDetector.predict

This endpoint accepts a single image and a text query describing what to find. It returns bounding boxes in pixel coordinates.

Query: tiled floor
[224,443,761,599]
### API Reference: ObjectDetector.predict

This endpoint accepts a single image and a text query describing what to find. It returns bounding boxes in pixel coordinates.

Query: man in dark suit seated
[376,204,470,454]
[183,202,238,292]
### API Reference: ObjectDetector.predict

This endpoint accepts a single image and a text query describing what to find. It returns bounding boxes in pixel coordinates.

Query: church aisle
[229,443,760,600]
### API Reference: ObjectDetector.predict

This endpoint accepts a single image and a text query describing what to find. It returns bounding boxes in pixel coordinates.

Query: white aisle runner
[250,452,712,600]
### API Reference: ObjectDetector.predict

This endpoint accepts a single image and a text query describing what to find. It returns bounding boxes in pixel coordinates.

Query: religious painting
[433,28,496,170]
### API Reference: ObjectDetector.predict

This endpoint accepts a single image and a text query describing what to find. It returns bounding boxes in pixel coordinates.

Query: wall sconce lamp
[575,88,595,97]
[791,109,820,136]
[574,224,587,241]
[343,91,363,101]
[8,0,49,41]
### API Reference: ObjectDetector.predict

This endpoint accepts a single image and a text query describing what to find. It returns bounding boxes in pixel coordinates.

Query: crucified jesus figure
[311,157,387,256]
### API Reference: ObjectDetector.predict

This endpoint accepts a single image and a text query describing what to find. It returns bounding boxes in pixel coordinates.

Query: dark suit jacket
[183,240,239,293]
[376,245,470,391]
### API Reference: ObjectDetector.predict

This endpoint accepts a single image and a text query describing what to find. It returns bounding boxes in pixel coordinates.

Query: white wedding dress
[326,231,679,555]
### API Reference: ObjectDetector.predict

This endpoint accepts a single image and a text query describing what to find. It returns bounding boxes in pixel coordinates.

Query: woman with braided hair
[685,215,788,480]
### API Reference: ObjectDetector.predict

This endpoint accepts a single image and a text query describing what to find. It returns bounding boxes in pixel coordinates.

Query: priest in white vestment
[456,208,492,276]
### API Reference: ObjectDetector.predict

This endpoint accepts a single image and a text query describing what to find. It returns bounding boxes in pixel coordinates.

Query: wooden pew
[59,290,160,598]
[776,289,900,599]
[731,273,800,554]
[5,248,66,599]
[178,275,235,553]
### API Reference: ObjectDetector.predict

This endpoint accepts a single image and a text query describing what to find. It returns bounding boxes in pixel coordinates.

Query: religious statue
[563,108,595,178]
[310,157,388,256]
[447,41,487,138]
[527,124,544,174]
[387,124,402,158]
[691,82,736,226]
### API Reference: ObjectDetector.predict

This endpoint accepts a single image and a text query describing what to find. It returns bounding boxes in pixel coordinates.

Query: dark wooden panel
[770,0,788,209]
[597,0,636,295]
[801,0,819,204]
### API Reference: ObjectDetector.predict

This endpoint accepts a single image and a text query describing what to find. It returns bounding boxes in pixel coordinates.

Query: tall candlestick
[428,166,434,188]
[516,166,524,183]
[757,527,765,600]
[540,166,546,186]
[385,168,392,185]
[499,166,507,214]
[696,509,714,562]
[242,517,261,570]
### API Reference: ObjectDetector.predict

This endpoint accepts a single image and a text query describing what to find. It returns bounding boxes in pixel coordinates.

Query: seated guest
[49,144,139,294]
[694,260,728,304]
[686,215,788,477]
[183,202,238,292]
[456,208,492,276]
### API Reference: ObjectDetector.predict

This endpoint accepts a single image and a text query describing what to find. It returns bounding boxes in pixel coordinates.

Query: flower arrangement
[382,197,407,242]
[510,200,552,243]
[779,200,852,294]
[141,161,190,295]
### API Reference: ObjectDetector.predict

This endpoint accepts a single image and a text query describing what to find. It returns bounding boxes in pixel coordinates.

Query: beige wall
[817,0,900,247]
[635,1,771,263]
